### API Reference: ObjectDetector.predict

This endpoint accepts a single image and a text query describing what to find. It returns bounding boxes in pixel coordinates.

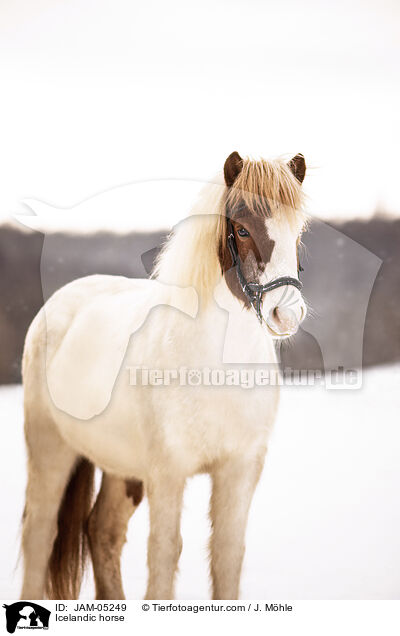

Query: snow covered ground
[1,365,400,600]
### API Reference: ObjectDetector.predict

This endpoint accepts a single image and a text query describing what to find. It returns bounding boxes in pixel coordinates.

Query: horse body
[20,151,307,600]
[24,273,277,479]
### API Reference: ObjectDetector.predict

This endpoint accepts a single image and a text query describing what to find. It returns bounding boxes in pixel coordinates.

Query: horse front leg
[209,454,265,600]
[145,474,185,600]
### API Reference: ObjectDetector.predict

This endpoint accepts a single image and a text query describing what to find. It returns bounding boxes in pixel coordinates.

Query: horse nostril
[269,305,298,335]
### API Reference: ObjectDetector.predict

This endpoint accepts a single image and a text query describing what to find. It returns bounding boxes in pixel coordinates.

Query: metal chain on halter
[226,218,303,323]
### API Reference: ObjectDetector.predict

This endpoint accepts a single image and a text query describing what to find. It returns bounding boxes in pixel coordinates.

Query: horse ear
[224,151,243,187]
[288,153,306,184]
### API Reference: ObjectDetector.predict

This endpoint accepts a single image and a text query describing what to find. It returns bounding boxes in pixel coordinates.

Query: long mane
[152,156,307,303]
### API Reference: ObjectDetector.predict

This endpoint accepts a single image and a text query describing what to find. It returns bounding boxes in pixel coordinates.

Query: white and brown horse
[20,151,308,600]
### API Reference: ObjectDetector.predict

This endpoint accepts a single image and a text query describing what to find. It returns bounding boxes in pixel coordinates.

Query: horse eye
[237,227,250,238]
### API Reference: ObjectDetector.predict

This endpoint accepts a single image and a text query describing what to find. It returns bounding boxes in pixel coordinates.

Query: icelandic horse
[20,151,308,600]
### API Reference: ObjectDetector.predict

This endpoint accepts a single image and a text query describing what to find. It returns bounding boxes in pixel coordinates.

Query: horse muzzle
[265,298,306,338]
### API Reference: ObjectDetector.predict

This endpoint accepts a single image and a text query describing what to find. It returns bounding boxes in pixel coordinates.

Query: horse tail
[46,458,95,599]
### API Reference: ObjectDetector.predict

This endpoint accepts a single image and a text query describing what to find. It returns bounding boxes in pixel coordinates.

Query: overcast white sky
[0,0,399,231]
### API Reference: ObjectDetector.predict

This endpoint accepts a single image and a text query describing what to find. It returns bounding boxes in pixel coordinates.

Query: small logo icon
[2,603,50,634]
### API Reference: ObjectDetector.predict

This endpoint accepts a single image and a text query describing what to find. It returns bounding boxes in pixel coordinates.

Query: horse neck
[203,277,277,366]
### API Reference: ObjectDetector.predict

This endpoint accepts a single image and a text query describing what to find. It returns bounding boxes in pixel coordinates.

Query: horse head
[219,151,308,338]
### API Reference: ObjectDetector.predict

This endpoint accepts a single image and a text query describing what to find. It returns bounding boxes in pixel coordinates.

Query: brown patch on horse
[125,479,144,507]
[219,212,275,307]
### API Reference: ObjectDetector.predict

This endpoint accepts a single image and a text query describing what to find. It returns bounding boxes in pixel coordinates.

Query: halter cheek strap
[226,219,303,323]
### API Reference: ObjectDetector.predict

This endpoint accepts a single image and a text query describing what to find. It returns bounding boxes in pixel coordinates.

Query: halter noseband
[226,218,303,324]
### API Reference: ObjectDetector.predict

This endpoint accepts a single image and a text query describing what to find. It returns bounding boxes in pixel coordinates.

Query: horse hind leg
[86,473,143,600]
[21,412,80,600]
